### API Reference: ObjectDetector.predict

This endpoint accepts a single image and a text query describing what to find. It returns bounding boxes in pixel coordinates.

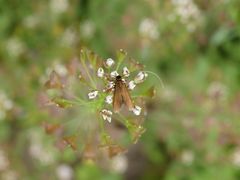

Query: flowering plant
[44,48,156,158]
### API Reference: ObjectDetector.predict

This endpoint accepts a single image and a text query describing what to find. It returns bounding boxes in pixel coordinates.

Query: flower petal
[97,67,104,78]
[101,109,113,123]
[122,67,130,77]
[105,95,113,104]
[88,90,98,99]
[132,105,141,116]
[106,58,115,67]
[128,80,136,90]
[134,71,148,84]
[110,71,119,78]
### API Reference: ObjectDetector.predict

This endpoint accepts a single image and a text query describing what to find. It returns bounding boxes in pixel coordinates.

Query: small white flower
[50,0,68,14]
[103,81,115,92]
[97,67,104,78]
[88,90,98,99]
[139,18,159,40]
[106,58,115,67]
[128,81,136,90]
[122,67,130,77]
[3,100,13,110]
[132,105,141,116]
[110,71,119,78]
[56,164,73,180]
[134,71,148,84]
[181,150,194,165]
[0,150,9,171]
[54,63,68,76]
[111,154,128,173]
[105,95,113,104]
[101,109,112,123]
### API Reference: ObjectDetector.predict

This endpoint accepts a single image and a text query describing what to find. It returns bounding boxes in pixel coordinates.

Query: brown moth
[113,75,134,112]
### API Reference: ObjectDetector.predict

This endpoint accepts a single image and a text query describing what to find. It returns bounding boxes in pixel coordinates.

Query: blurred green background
[1,0,240,179]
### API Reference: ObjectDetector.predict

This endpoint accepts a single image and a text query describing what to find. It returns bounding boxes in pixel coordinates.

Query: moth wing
[113,81,123,113]
[121,82,134,111]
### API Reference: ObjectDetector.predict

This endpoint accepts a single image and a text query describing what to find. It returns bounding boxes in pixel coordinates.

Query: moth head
[116,75,122,81]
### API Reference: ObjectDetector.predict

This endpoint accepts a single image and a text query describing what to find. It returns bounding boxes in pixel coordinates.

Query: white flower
[6,38,25,58]
[134,71,148,84]
[50,0,68,14]
[132,106,141,116]
[0,150,9,171]
[97,67,104,78]
[61,28,77,46]
[122,67,130,77]
[88,90,98,99]
[3,99,13,110]
[110,71,119,78]
[139,18,159,40]
[232,149,240,167]
[106,58,115,67]
[23,15,40,28]
[128,81,136,90]
[181,150,194,165]
[1,170,18,180]
[56,164,73,180]
[101,109,112,123]
[107,81,115,89]
[105,95,113,104]
[111,155,128,173]
[53,63,68,76]
[80,20,96,39]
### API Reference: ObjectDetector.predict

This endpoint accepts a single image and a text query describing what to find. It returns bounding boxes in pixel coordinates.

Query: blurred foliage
[0,0,240,179]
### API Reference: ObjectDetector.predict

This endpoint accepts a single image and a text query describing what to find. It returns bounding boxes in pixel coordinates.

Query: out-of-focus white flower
[106,58,115,67]
[110,71,119,78]
[0,150,9,171]
[29,130,56,165]
[23,15,40,28]
[232,149,240,167]
[171,0,202,32]
[139,18,159,40]
[134,71,148,84]
[80,20,96,39]
[88,90,98,100]
[106,81,115,89]
[0,91,14,121]
[132,106,141,116]
[50,0,68,14]
[105,95,113,104]
[61,28,77,46]
[122,67,130,77]
[56,164,73,180]
[101,109,112,123]
[97,68,104,78]
[1,170,18,180]
[181,150,194,165]
[207,81,228,102]
[161,86,177,102]
[128,81,136,90]
[53,62,68,76]
[111,155,128,173]
[6,38,25,58]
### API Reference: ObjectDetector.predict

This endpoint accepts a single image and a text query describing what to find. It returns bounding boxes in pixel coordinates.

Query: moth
[113,75,134,112]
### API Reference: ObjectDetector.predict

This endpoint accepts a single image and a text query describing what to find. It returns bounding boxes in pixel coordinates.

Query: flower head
[101,109,113,123]
[44,49,151,157]
[106,58,115,67]
[88,90,98,99]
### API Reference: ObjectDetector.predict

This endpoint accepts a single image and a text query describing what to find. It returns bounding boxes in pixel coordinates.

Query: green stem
[144,71,165,89]
[81,55,97,89]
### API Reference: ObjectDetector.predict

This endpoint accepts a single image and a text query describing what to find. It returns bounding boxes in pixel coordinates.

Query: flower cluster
[87,55,148,123]
[44,49,152,158]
